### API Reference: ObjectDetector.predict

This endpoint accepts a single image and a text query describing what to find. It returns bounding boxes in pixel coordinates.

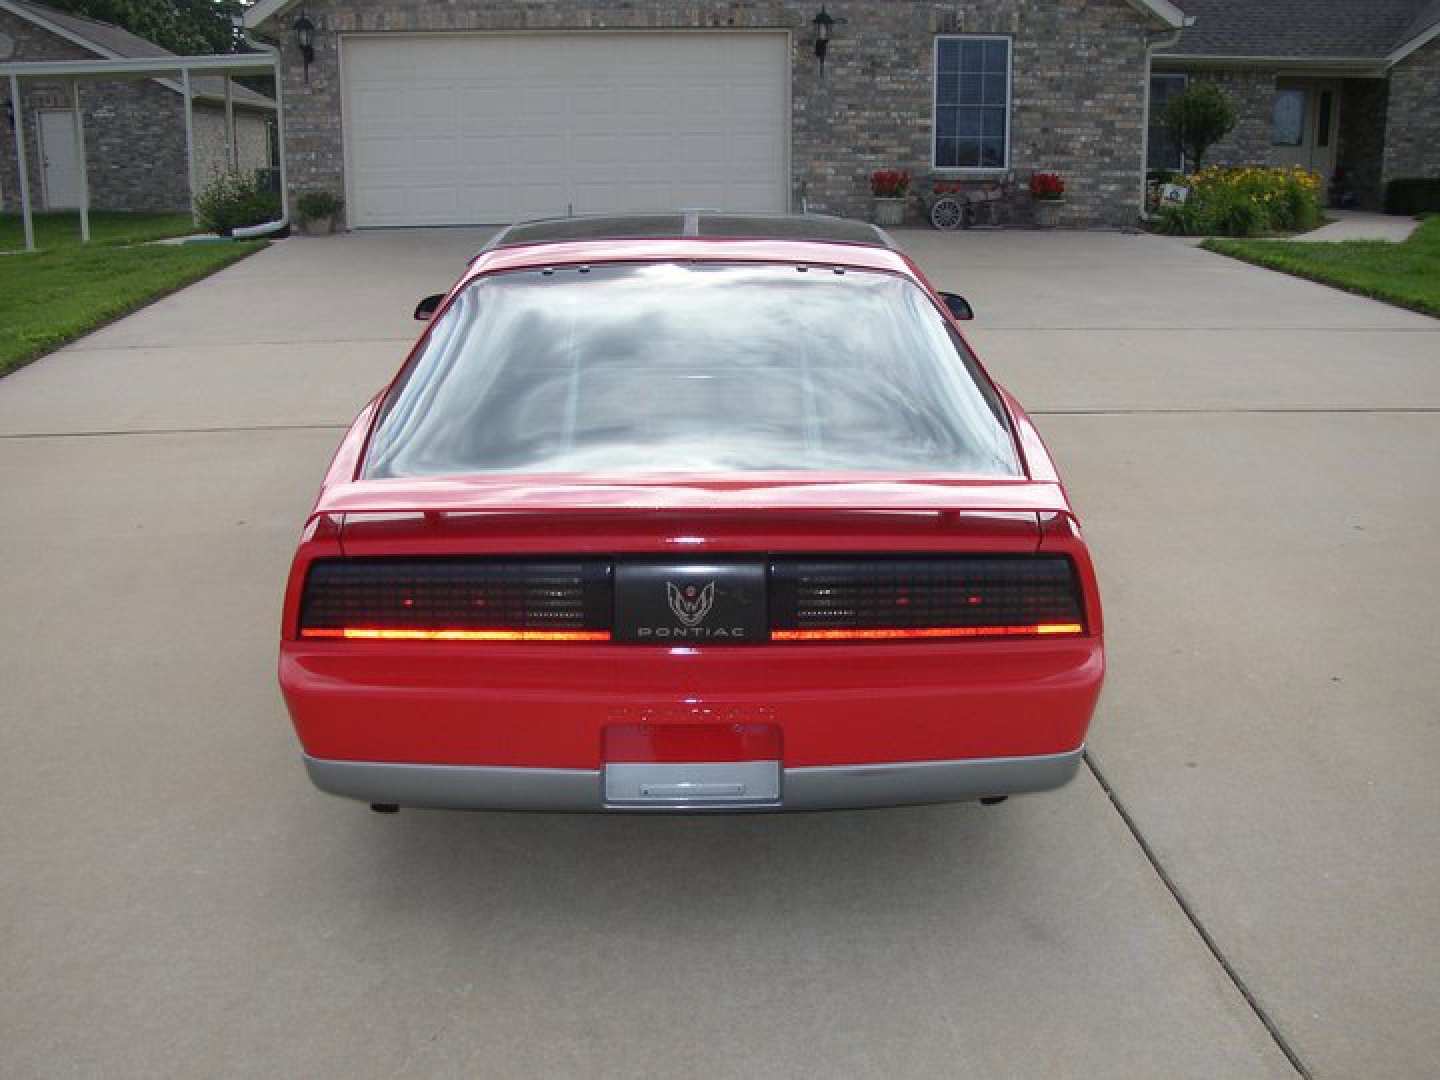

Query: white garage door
[342,32,790,227]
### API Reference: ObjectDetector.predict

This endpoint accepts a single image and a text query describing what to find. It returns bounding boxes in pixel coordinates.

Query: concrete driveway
[1,227,1436,1079]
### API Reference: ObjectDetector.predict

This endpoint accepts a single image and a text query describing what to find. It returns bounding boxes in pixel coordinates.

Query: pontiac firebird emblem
[667,581,716,627]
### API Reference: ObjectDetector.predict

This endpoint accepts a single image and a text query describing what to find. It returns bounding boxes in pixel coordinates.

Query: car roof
[480,212,899,253]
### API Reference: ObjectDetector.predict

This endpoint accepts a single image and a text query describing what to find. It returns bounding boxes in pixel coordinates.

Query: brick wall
[1382,37,1440,188]
[260,0,1163,228]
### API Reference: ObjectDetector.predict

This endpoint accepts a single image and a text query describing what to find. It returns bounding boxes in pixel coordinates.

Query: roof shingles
[1162,0,1440,59]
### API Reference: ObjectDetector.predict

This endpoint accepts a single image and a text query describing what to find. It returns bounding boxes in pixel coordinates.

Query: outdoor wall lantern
[812,6,846,75]
[294,11,316,83]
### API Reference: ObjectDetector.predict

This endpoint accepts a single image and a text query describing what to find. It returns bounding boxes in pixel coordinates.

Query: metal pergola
[1,50,287,251]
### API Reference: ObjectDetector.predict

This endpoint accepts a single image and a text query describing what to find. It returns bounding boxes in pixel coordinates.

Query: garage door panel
[344,32,788,226]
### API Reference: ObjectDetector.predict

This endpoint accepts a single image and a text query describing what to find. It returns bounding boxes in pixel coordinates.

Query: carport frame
[1,51,286,251]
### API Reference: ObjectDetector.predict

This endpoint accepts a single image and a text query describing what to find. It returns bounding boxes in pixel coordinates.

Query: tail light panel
[298,558,613,641]
[295,554,1086,643]
[768,556,1085,640]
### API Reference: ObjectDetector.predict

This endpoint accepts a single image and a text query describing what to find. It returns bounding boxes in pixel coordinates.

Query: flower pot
[301,215,334,236]
[872,197,907,226]
[1033,199,1065,228]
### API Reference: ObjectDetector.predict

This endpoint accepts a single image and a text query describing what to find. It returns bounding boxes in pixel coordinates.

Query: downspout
[1138,18,1194,223]
[232,29,290,239]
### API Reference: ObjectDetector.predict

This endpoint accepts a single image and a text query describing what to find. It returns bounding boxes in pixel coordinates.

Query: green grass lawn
[0,240,265,376]
[0,210,201,252]
[1203,216,1440,318]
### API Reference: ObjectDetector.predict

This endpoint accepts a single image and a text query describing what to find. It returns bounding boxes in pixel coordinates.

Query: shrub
[1384,178,1440,216]
[1158,166,1322,237]
[297,190,344,221]
[1162,82,1237,172]
[196,170,280,236]
[871,170,911,197]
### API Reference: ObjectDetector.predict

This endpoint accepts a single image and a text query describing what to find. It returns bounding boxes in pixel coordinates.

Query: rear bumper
[303,747,1084,812]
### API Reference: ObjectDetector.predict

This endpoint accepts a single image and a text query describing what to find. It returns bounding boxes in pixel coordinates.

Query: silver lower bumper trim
[303,748,1083,812]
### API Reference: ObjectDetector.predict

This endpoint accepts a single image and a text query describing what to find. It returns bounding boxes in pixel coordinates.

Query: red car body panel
[279,229,1104,809]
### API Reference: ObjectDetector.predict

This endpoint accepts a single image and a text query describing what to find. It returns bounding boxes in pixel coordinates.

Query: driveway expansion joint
[0,423,350,439]
[1083,750,1312,1080]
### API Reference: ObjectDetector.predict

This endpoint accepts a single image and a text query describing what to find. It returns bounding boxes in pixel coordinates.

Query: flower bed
[1157,166,1322,238]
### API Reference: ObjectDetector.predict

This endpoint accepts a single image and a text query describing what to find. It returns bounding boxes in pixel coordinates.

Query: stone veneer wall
[257,0,1163,228]
[0,8,191,213]
[1382,37,1440,188]
[1336,79,1388,210]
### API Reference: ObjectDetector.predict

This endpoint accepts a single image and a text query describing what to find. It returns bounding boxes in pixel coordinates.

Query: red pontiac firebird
[279,213,1103,813]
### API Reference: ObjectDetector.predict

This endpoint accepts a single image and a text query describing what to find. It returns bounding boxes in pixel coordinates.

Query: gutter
[1138,18,1193,223]
[231,30,290,240]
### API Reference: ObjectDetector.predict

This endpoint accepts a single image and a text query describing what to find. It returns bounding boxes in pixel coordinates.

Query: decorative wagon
[927,175,1017,230]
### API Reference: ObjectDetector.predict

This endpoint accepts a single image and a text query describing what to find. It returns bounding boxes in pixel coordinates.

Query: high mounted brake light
[298,558,612,641]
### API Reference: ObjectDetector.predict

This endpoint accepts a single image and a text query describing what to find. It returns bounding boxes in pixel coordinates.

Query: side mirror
[414,293,444,321]
[938,292,975,321]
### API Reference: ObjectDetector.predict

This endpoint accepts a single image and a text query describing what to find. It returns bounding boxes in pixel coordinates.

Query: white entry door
[342,32,790,227]
[39,111,81,209]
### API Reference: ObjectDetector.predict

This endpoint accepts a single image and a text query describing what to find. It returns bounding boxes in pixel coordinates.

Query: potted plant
[297,190,344,235]
[1029,172,1066,227]
[870,170,911,226]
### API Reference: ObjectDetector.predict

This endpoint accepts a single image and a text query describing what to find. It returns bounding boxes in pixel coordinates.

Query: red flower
[871,169,911,197]
[1029,172,1066,200]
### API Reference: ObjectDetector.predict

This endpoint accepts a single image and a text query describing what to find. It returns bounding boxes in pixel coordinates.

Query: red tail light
[768,556,1086,641]
[298,558,612,641]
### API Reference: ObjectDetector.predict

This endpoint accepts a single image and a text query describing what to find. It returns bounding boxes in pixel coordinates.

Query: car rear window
[364,263,1021,479]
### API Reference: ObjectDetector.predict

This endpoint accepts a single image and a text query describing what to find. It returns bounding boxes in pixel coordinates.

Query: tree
[1162,81,1238,173]
[45,0,245,55]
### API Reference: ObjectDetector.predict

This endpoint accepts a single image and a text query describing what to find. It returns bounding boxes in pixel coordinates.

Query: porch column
[71,80,89,244]
[273,59,289,222]
[8,73,34,251]
[181,67,197,223]
[224,76,236,169]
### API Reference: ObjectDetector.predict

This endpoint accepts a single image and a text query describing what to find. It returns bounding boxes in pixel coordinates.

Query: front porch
[1147,68,1395,211]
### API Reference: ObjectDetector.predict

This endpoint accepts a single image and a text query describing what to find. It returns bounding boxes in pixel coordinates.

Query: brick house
[1150,0,1440,210]
[237,0,1436,229]
[241,0,1190,229]
[0,0,277,214]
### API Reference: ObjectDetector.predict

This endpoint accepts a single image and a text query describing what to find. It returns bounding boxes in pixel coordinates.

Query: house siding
[1383,36,1440,186]
[262,0,1161,228]
[194,106,273,192]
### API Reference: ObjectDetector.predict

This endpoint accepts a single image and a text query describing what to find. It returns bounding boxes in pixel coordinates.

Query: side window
[1148,74,1187,171]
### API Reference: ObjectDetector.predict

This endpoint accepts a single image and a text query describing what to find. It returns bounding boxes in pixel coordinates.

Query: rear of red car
[278,224,1103,811]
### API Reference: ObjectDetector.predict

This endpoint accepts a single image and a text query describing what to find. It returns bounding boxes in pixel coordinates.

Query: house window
[1148,74,1187,172]
[934,36,1011,170]
[1272,89,1306,146]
